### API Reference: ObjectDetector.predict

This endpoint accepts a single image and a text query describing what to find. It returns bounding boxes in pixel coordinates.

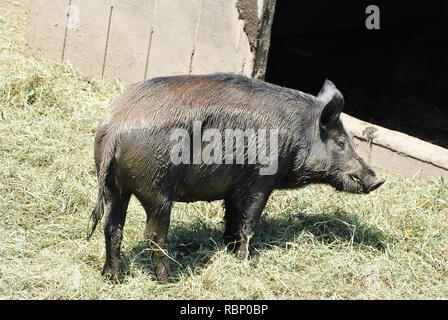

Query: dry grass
[0,1,447,300]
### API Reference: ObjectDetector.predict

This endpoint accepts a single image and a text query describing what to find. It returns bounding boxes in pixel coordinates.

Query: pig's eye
[335,140,346,151]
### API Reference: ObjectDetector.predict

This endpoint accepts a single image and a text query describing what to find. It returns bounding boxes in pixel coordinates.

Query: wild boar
[87,73,384,282]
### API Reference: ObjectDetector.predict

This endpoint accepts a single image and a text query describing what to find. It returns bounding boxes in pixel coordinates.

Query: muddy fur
[88,73,383,282]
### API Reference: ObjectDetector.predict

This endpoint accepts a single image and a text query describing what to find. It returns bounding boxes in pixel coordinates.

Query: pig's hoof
[102,265,121,283]
[154,258,173,283]
[236,245,250,261]
[156,273,175,283]
[155,271,174,283]
[223,235,241,251]
[102,270,121,283]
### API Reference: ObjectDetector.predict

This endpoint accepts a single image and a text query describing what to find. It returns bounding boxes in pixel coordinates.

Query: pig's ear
[318,80,344,129]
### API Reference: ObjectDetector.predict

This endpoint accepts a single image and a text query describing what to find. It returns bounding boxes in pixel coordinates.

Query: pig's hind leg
[137,193,174,283]
[101,181,131,283]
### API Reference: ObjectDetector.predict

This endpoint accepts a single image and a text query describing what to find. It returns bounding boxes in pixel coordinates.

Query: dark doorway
[265,0,448,148]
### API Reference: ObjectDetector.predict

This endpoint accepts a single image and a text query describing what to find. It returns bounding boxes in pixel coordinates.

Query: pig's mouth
[334,174,368,194]
[341,173,384,194]
[349,174,366,193]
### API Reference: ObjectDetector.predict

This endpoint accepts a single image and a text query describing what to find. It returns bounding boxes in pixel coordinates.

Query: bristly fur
[88,72,383,281]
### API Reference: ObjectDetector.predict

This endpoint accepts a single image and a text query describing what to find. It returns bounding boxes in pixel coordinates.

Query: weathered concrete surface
[146,0,200,79]
[235,0,259,52]
[190,0,251,75]
[235,0,276,79]
[25,0,275,82]
[342,113,448,180]
[103,0,155,83]
[252,0,275,79]
[63,0,112,79]
[25,0,69,62]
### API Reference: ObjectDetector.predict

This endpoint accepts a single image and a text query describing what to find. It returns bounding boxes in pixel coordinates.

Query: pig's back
[100,73,317,137]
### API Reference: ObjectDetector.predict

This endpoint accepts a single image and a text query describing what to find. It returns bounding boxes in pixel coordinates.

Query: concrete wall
[25,0,276,83]
[342,114,448,181]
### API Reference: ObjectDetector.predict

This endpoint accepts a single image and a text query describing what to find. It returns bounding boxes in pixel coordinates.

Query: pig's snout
[360,169,385,193]
[366,177,385,193]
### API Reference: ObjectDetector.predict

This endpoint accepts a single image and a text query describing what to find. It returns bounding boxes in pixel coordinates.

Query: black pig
[87,73,384,282]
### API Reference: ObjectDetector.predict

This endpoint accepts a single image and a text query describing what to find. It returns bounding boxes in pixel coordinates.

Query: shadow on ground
[122,209,389,281]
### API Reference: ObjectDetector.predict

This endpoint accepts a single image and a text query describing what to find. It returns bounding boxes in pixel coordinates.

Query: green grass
[0,1,447,299]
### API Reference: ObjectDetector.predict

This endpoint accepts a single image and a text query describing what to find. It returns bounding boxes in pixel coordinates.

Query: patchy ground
[0,1,447,299]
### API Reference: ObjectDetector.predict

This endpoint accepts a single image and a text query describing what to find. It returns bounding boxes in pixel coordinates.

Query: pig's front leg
[224,178,274,260]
